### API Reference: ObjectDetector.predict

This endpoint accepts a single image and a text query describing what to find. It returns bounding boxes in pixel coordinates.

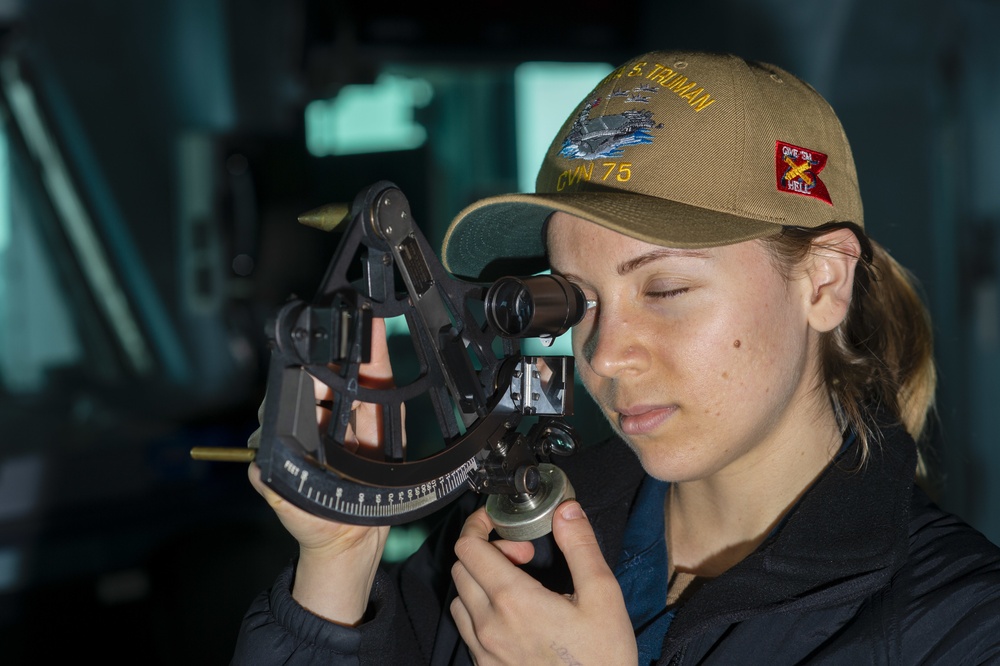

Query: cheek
[683,295,801,403]
[676,322,744,414]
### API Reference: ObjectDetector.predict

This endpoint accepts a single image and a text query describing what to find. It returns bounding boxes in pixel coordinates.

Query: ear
[804,227,861,333]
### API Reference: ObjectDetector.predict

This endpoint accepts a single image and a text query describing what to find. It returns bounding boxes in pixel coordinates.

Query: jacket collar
[560,416,917,646]
[663,418,917,646]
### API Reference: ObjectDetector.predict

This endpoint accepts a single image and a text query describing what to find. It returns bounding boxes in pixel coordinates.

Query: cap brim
[442,190,783,280]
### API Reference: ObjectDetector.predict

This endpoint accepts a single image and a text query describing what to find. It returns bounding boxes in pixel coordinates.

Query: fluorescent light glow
[305,74,433,157]
[0,124,8,252]
[0,548,20,591]
[383,523,429,562]
[0,59,153,375]
[515,61,613,193]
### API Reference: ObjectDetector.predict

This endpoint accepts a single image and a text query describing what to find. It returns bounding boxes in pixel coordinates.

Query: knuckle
[490,586,520,617]
[455,534,481,560]
[449,596,464,619]
[474,617,511,655]
[476,623,505,654]
[559,525,599,550]
[454,535,473,559]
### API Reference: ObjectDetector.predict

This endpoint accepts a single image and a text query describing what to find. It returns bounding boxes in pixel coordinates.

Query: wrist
[291,528,387,625]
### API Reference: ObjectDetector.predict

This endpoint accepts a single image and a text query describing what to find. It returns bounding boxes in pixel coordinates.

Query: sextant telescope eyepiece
[485,274,587,339]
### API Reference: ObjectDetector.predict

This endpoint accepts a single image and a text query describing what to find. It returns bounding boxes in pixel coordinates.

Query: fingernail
[561,501,584,520]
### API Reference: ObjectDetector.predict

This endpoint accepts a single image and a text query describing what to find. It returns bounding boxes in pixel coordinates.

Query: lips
[616,404,675,436]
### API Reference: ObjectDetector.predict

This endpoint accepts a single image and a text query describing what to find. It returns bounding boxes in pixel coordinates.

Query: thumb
[552,501,619,603]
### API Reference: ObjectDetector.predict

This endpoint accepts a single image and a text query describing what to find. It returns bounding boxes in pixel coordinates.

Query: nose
[577,302,649,378]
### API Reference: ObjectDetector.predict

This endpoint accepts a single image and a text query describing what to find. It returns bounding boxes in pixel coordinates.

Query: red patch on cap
[775,141,832,205]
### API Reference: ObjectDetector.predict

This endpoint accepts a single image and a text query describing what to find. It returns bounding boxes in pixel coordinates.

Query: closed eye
[646,287,689,299]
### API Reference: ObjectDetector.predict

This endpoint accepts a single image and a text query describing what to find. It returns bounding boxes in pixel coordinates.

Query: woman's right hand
[247,318,398,625]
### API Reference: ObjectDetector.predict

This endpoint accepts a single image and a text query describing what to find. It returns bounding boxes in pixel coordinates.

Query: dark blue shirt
[613,474,673,665]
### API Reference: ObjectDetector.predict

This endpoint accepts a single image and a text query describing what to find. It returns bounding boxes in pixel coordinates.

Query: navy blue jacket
[233,420,1000,664]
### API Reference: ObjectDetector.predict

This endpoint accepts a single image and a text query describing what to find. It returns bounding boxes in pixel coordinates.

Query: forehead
[545,211,777,279]
[546,212,713,261]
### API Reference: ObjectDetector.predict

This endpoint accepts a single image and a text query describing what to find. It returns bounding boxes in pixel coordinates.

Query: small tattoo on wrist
[550,642,583,665]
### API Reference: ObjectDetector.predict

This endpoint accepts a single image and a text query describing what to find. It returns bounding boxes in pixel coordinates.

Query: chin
[622,436,712,484]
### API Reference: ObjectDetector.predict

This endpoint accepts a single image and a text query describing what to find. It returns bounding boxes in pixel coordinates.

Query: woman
[234,50,1000,665]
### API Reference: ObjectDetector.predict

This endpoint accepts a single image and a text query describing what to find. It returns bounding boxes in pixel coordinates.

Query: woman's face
[547,212,828,484]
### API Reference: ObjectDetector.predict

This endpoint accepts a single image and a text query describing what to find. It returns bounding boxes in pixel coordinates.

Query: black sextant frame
[252,181,580,530]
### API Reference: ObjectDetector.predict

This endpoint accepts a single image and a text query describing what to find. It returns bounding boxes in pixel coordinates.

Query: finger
[450,559,490,614]
[449,595,489,666]
[248,463,287,509]
[257,394,267,424]
[490,538,535,566]
[453,507,500,566]
[353,320,401,454]
[312,318,394,399]
[247,424,262,450]
[360,318,394,385]
[247,462,266,496]
[455,509,533,562]
[315,318,404,455]
[551,501,620,604]
[449,595,478,648]
[455,506,493,545]
[451,510,497,607]
[463,508,535,565]
[454,509,537,596]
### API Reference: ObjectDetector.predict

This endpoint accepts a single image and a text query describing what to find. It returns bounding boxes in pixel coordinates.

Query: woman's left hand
[450,501,637,665]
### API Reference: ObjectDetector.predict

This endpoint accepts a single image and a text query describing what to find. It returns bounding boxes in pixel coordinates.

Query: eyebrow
[552,247,710,283]
[615,248,710,276]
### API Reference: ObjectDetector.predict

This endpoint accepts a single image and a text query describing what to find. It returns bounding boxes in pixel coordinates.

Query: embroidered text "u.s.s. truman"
[600,61,717,113]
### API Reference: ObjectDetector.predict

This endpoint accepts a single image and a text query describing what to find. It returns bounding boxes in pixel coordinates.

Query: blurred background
[0,0,997,662]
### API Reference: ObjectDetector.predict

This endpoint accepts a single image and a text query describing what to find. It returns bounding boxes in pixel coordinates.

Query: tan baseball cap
[441,50,863,280]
